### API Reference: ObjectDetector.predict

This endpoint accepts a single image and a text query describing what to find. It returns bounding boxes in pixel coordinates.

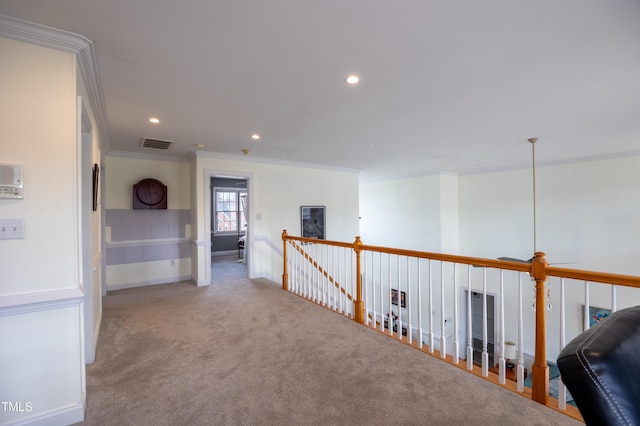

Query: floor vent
[141,137,173,150]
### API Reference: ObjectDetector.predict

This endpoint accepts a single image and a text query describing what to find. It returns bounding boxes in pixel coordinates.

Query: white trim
[0,13,90,53]
[194,150,360,174]
[203,169,254,285]
[212,250,239,257]
[107,275,192,292]
[107,150,189,163]
[0,288,84,317]
[190,238,206,246]
[254,235,283,257]
[106,237,191,248]
[0,13,109,151]
[2,401,84,426]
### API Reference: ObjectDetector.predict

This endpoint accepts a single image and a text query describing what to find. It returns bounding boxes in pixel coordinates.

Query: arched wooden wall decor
[133,178,167,209]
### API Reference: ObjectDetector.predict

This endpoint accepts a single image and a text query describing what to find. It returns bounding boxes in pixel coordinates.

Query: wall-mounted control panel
[0,218,24,240]
[0,163,24,199]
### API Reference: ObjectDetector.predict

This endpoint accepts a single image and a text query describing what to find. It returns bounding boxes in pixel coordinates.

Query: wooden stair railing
[281,229,640,411]
[284,236,356,305]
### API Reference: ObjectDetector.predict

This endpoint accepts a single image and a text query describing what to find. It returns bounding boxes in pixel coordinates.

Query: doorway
[461,289,497,367]
[210,177,247,257]
[205,173,251,284]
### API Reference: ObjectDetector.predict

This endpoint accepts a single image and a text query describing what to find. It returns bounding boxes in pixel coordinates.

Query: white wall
[77,73,104,364]
[359,174,452,252]
[360,155,640,362]
[105,155,191,210]
[192,154,360,285]
[104,155,191,290]
[459,156,640,274]
[0,36,86,425]
[459,156,640,360]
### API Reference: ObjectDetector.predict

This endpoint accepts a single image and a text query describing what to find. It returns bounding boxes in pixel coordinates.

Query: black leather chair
[557,306,640,425]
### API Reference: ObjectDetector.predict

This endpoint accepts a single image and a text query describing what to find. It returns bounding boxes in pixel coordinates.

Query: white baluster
[407,257,412,344]
[558,278,567,410]
[517,272,525,392]
[397,255,402,339]
[396,255,402,338]
[417,259,423,349]
[498,270,505,384]
[321,244,326,306]
[379,252,384,332]
[440,261,446,359]
[364,252,376,328]
[452,263,459,364]
[482,267,489,377]
[428,260,434,352]
[313,243,318,303]
[584,282,590,330]
[387,256,400,335]
[612,285,617,313]
[467,265,474,371]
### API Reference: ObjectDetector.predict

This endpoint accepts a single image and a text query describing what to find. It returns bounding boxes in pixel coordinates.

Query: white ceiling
[2,0,640,181]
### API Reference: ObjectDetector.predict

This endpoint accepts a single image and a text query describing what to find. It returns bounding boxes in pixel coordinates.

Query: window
[214,188,247,234]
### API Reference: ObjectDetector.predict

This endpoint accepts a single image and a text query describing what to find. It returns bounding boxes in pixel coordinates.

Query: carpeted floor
[76,255,581,425]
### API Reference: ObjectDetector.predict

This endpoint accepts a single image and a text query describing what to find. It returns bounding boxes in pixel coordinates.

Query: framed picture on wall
[391,289,406,308]
[92,163,99,211]
[583,305,611,330]
[301,206,325,240]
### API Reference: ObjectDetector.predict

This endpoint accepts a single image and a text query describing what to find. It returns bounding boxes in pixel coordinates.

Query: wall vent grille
[141,137,173,150]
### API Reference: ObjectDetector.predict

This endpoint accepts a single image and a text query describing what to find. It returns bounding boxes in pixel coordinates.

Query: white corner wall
[0,36,85,425]
[360,156,640,362]
[459,156,640,275]
[359,174,454,252]
[459,156,640,360]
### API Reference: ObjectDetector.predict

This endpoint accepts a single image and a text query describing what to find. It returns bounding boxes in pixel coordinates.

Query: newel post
[353,236,365,324]
[531,251,549,404]
[282,230,289,291]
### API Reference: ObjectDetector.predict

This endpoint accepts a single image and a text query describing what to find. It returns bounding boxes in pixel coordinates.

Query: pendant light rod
[528,137,539,253]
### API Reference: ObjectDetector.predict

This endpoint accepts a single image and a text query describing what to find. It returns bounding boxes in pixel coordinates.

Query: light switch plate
[0,218,24,240]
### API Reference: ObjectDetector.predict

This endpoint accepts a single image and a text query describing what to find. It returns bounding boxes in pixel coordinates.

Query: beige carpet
[76,255,582,425]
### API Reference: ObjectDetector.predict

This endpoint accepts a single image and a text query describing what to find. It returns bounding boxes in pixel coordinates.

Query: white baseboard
[107,275,191,292]
[211,250,238,257]
[2,402,84,426]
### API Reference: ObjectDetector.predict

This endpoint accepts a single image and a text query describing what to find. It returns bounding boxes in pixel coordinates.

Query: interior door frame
[203,170,253,284]
[460,288,498,365]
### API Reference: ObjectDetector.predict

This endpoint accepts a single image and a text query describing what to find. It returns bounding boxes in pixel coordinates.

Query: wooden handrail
[547,266,640,288]
[360,244,532,274]
[281,232,354,249]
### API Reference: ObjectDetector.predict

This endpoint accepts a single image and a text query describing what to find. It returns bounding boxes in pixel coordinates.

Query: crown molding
[107,150,190,163]
[0,13,90,53]
[0,13,110,150]
[193,150,360,174]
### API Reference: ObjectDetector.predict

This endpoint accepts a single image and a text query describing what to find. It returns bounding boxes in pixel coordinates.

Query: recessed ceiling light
[251,134,260,140]
[345,74,360,85]
[195,144,204,149]
[149,117,160,124]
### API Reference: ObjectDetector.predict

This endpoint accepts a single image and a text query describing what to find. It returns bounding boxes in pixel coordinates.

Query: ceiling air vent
[141,137,173,150]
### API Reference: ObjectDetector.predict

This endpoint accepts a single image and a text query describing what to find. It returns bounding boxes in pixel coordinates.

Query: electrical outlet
[0,218,24,240]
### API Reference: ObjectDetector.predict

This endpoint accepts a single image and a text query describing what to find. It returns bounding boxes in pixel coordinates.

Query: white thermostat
[0,164,24,199]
